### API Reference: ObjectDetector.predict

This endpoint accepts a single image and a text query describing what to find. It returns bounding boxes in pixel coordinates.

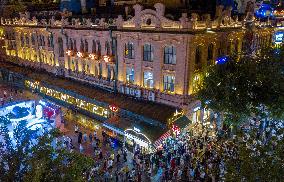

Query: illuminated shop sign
[172,124,181,135]
[216,56,229,65]
[25,80,109,118]
[109,104,119,112]
[275,32,284,44]
[125,128,152,148]
[167,109,184,126]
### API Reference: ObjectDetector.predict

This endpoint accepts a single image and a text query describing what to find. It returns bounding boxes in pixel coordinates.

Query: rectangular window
[74,40,77,52]
[143,71,154,88]
[143,44,154,62]
[105,41,110,55]
[163,75,175,92]
[42,35,45,47]
[107,65,112,81]
[58,37,64,57]
[21,35,24,47]
[25,35,29,46]
[97,41,101,56]
[92,40,96,53]
[84,40,88,52]
[125,42,135,59]
[164,46,176,64]
[31,34,36,46]
[126,67,135,84]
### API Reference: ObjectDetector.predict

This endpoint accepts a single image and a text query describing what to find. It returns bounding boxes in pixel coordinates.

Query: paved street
[0,82,151,181]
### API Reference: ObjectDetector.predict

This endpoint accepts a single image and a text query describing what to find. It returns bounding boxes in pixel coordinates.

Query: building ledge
[0,61,178,123]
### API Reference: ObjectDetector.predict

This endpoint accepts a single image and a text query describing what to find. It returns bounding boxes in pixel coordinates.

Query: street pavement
[0,82,151,181]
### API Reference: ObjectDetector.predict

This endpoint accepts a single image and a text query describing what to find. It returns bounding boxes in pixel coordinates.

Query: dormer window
[146,19,151,26]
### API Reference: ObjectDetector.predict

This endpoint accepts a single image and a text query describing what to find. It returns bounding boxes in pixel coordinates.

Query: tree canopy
[219,123,284,181]
[197,47,284,125]
[0,117,95,181]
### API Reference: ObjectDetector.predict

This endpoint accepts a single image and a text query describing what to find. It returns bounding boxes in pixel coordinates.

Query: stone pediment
[122,3,181,29]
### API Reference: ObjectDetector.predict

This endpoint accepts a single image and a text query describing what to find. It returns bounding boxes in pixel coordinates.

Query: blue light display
[255,3,274,18]
[216,56,229,64]
[274,32,284,44]
[60,0,96,14]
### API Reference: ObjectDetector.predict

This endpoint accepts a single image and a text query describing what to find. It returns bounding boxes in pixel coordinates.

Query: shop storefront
[124,127,153,153]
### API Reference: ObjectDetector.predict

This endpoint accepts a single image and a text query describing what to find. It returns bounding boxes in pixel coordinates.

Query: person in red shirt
[170,158,175,170]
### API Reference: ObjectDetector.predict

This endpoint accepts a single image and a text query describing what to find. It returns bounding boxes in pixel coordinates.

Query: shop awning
[174,115,191,129]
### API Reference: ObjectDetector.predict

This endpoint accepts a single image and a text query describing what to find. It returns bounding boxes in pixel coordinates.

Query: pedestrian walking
[89,133,93,142]
[116,153,120,163]
[123,150,127,162]
[83,133,88,143]
[75,125,79,133]
[78,132,82,144]
[79,144,84,153]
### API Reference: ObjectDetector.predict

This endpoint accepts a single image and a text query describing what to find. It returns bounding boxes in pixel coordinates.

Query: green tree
[223,127,284,181]
[0,117,95,181]
[197,48,284,126]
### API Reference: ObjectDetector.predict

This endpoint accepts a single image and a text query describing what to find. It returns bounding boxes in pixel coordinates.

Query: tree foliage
[0,117,95,181]
[222,125,284,181]
[197,47,284,125]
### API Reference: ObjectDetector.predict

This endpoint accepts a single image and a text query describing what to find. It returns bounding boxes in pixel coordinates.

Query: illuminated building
[0,2,277,149]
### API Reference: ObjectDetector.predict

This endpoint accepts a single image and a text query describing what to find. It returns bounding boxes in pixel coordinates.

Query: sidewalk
[0,83,150,180]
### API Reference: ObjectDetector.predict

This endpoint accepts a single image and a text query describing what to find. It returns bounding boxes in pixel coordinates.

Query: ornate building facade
[0,3,276,123]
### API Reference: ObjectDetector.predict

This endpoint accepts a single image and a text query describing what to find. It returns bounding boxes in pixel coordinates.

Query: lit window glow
[25,80,110,118]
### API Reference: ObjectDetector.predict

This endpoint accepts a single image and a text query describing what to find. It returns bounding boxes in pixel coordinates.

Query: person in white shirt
[79,144,84,153]
[74,125,79,133]
[107,159,113,169]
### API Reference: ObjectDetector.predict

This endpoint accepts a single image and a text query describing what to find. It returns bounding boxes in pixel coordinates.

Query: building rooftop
[105,115,167,142]
[0,61,177,124]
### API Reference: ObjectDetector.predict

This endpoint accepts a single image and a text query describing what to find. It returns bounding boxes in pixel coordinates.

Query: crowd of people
[1,83,283,181]
[56,123,149,182]
[0,86,22,106]
[62,117,283,182]
[58,120,225,181]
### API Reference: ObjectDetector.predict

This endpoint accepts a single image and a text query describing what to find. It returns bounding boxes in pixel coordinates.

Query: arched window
[41,35,45,46]
[49,33,54,47]
[207,43,214,66]
[48,34,52,47]
[95,65,98,76]
[69,38,73,50]
[25,35,29,46]
[143,43,154,62]
[195,46,202,70]
[58,37,64,57]
[105,41,110,55]
[73,40,77,52]
[31,33,36,46]
[21,34,24,47]
[98,62,102,77]
[97,41,101,56]
[164,45,176,64]
[107,65,112,81]
[92,40,96,53]
[84,40,88,52]
[80,39,84,52]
